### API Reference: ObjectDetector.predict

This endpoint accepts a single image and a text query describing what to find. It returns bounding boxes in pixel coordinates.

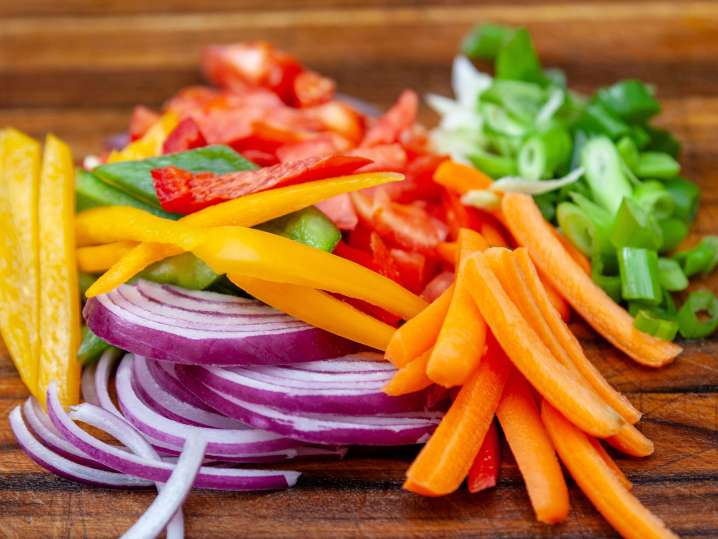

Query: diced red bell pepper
[390,248,431,294]
[467,421,501,493]
[129,105,160,141]
[369,232,402,283]
[276,133,351,163]
[421,270,455,302]
[373,199,449,254]
[306,101,365,143]
[162,117,208,154]
[152,154,372,214]
[362,90,418,147]
[333,241,378,271]
[388,153,447,203]
[349,144,407,173]
[316,193,358,231]
[292,70,336,108]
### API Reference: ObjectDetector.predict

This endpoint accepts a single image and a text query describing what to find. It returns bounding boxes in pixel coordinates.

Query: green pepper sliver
[92,145,256,207]
[78,326,117,366]
[617,247,662,304]
[677,290,718,339]
[258,206,341,252]
[135,252,221,290]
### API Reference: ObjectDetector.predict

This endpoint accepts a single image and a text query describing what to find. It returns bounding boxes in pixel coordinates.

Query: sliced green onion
[495,28,547,85]
[634,310,679,341]
[677,290,718,339]
[635,151,680,179]
[701,236,718,274]
[488,133,523,157]
[609,197,663,251]
[657,257,688,291]
[616,136,639,171]
[658,217,689,253]
[517,125,571,180]
[629,124,651,150]
[479,102,528,137]
[663,177,699,222]
[534,192,557,221]
[557,202,595,256]
[491,167,584,195]
[645,126,681,158]
[581,137,633,214]
[461,190,501,210]
[468,150,517,179]
[481,80,545,122]
[617,247,662,304]
[673,242,717,277]
[575,102,629,140]
[543,68,566,88]
[592,253,622,302]
[535,87,565,126]
[462,23,515,60]
[596,80,660,122]
[633,180,675,220]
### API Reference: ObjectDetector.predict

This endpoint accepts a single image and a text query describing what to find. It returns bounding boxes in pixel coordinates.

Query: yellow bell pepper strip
[230,275,395,351]
[106,112,179,163]
[37,135,82,407]
[76,241,138,273]
[0,129,42,397]
[194,228,427,320]
[86,172,402,297]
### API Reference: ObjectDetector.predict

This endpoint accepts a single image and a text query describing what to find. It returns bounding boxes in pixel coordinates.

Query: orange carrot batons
[384,350,433,396]
[434,160,492,194]
[502,192,681,367]
[542,402,678,539]
[497,373,569,524]
[589,437,633,491]
[404,337,511,496]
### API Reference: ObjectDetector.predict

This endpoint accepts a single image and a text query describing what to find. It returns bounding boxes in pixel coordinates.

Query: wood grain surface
[1,1,718,537]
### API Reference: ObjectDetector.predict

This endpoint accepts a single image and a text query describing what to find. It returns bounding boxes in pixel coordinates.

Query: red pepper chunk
[292,70,336,107]
[152,154,372,214]
[362,90,418,147]
[162,117,207,154]
[467,421,501,493]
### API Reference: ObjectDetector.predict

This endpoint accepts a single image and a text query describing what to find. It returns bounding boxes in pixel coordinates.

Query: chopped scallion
[617,247,662,304]
[581,137,633,214]
[609,197,662,251]
[657,257,688,291]
[633,180,675,220]
[634,310,679,341]
[635,151,680,179]
[677,290,718,339]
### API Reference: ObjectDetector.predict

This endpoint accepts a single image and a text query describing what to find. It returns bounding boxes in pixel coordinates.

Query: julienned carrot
[436,241,458,266]
[385,285,454,367]
[542,402,678,539]
[427,229,488,387]
[589,437,633,491]
[434,160,492,194]
[606,423,654,457]
[467,420,501,494]
[384,350,433,396]
[404,336,511,496]
[550,226,591,275]
[497,373,569,524]
[76,241,137,273]
[538,271,570,322]
[511,248,641,424]
[465,250,624,438]
[480,222,508,248]
[502,192,682,367]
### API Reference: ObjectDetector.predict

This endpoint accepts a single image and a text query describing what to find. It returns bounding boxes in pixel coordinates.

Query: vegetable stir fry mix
[2,28,713,539]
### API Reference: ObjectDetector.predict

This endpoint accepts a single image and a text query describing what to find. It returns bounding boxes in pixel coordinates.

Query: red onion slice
[9,406,152,489]
[146,359,216,413]
[96,348,123,415]
[81,363,100,406]
[85,281,359,365]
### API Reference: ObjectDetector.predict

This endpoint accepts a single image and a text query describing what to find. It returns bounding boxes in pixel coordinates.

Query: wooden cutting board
[1,1,717,537]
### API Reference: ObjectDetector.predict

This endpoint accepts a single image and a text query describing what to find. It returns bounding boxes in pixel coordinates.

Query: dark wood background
[2,1,718,537]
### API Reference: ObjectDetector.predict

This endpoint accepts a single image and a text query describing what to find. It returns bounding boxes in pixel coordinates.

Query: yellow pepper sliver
[106,112,179,163]
[85,172,402,297]
[0,129,42,397]
[37,135,81,407]
[76,241,138,273]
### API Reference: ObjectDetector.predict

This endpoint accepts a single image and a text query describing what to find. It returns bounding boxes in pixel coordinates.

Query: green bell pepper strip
[617,247,662,304]
[495,28,548,85]
[657,257,688,291]
[677,290,718,339]
[609,197,663,251]
[582,137,633,214]
[76,168,178,219]
[257,206,341,252]
[633,310,679,341]
[134,252,221,290]
[635,152,680,179]
[663,177,699,222]
[92,145,255,208]
[517,125,572,181]
[658,218,689,253]
[462,23,516,60]
[595,80,660,123]
[78,326,117,366]
[633,180,675,220]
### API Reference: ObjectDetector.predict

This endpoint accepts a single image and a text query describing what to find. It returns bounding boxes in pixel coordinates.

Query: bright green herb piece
[575,102,630,140]
[633,180,675,220]
[462,23,516,60]
[258,206,341,252]
[468,151,517,179]
[658,218,689,253]
[556,202,595,256]
[609,197,662,251]
[635,152,680,179]
[657,257,688,291]
[78,326,117,366]
[677,290,718,339]
[136,252,221,290]
[596,80,660,122]
[616,136,639,171]
[76,168,178,219]
[663,178,699,222]
[582,137,633,214]
[495,28,548,85]
[617,247,662,304]
[634,310,679,341]
[517,125,572,180]
[93,145,256,207]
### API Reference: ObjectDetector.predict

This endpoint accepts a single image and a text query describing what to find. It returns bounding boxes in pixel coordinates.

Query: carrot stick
[436,241,458,266]
[427,229,488,387]
[538,271,570,322]
[480,222,508,248]
[589,437,633,491]
[466,420,501,494]
[511,248,641,424]
[385,285,454,367]
[550,226,592,275]
[497,373,569,524]
[606,423,654,457]
[502,192,681,367]
[434,160,492,194]
[542,401,678,539]
[465,249,624,438]
[404,335,511,496]
[384,350,433,396]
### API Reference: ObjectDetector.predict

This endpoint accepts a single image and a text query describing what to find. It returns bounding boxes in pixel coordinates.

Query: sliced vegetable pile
[431,24,718,342]
[0,35,703,539]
